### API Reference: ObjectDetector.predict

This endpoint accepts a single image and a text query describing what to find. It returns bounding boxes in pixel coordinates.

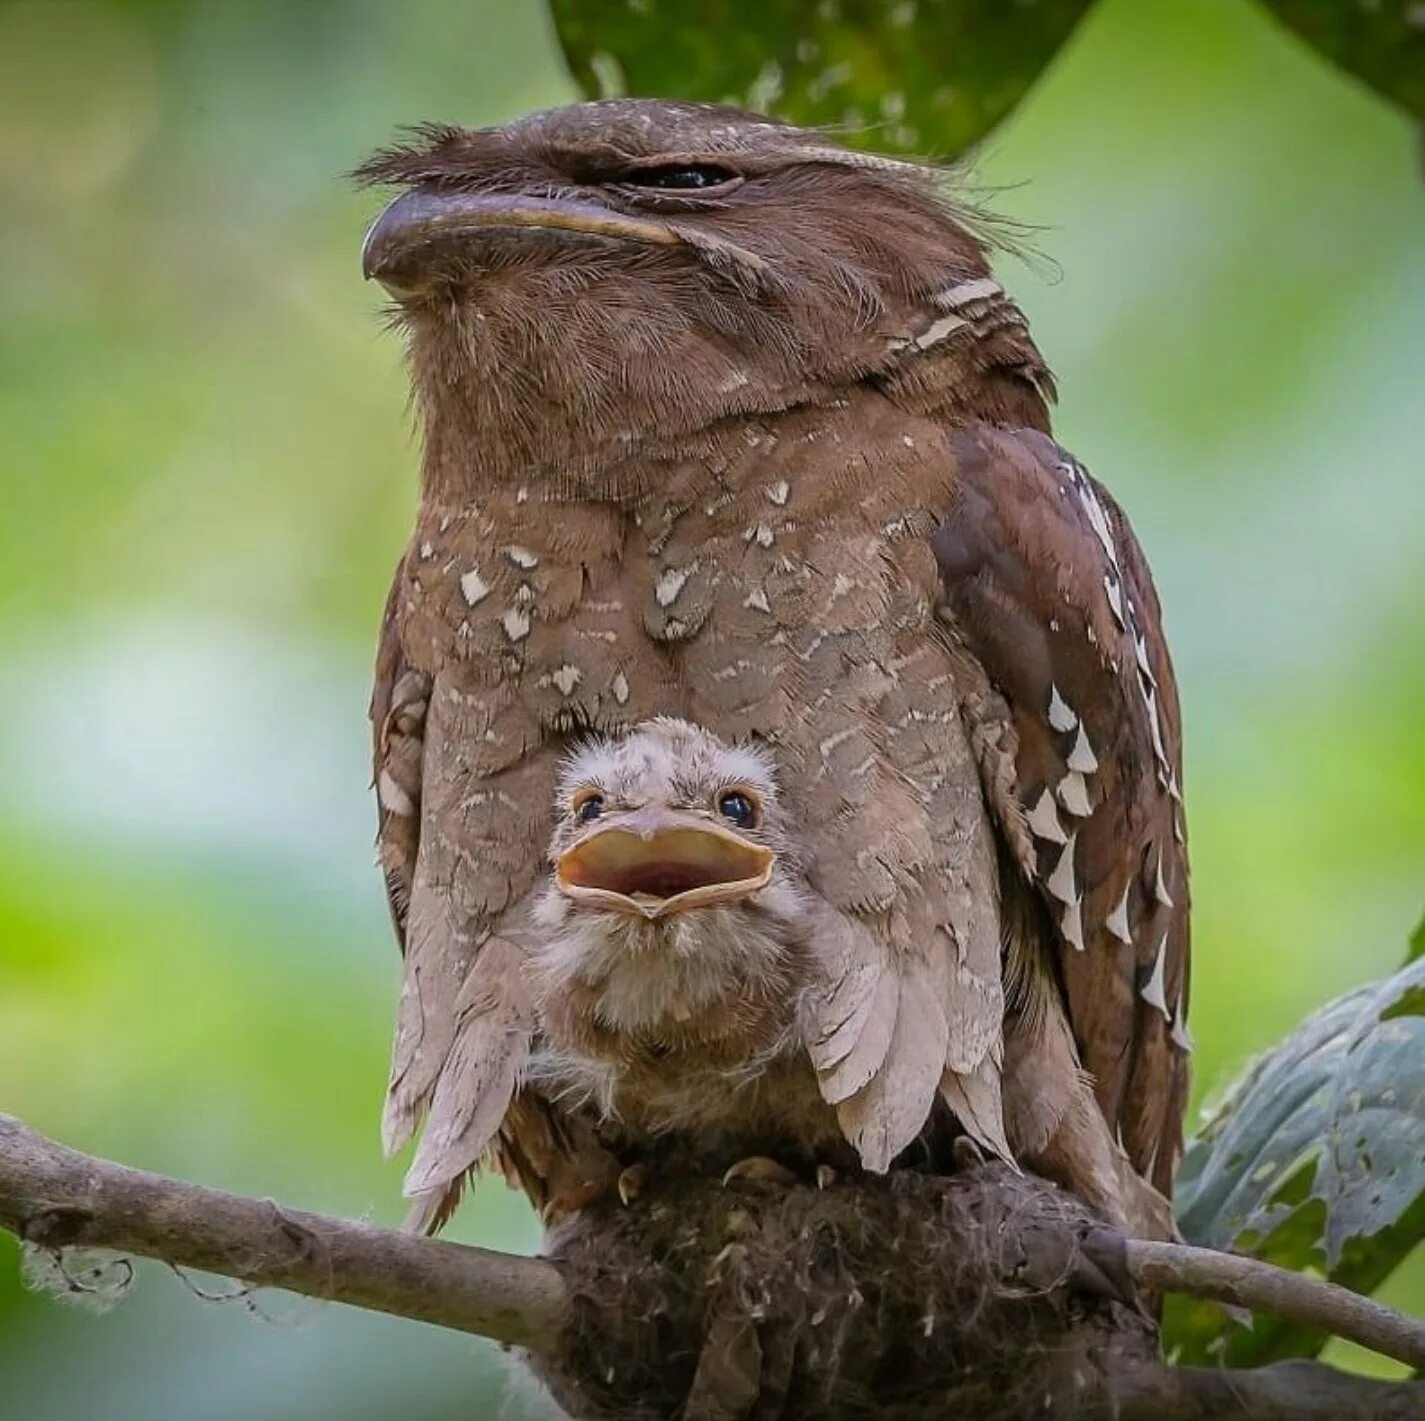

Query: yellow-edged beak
[362,189,681,294]
[555,808,775,920]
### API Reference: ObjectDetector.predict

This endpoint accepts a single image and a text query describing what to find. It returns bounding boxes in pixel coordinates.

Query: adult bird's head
[356,99,1007,490]
[530,718,808,1039]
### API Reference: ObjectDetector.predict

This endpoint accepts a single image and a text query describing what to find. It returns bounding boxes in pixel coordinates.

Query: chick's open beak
[362,188,681,295]
[555,809,775,919]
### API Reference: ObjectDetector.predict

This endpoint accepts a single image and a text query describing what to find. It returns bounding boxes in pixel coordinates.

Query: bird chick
[527,718,835,1163]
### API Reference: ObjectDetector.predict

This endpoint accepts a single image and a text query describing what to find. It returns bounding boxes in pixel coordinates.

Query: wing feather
[403,934,532,1197]
[370,568,429,948]
[835,961,947,1173]
[939,1051,1012,1162]
[803,650,1008,1172]
[371,568,549,1220]
[933,425,1191,1193]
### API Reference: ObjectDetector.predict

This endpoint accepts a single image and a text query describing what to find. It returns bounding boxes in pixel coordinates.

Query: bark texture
[0,1114,566,1351]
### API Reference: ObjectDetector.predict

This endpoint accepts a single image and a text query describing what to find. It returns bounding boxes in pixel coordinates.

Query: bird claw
[539,1176,609,1225]
[722,1156,798,1187]
[617,1163,650,1207]
[951,1136,987,1172]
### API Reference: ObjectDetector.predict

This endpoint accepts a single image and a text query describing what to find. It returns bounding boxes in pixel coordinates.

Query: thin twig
[1127,1238,1425,1373]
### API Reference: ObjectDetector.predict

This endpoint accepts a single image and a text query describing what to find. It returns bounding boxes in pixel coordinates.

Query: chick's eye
[621,163,739,191]
[717,790,758,828]
[573,793,604,825]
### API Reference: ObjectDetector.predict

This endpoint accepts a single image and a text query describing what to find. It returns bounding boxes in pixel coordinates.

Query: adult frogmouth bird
[360,100,1190,1239]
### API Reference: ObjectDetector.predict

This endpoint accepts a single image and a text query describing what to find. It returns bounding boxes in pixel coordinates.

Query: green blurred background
[0,0,1421,1415]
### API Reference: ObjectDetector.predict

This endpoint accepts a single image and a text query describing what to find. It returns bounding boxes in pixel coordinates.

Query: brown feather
[403,935,533,1198]
[939,1053,1012,1162]
[370,567,429,946]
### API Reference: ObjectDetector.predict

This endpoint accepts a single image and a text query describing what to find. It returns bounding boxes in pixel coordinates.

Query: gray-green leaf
[1170,954,1425,1364]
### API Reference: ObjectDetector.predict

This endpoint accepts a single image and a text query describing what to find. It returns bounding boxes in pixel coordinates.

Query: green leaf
[1382,983,1425,1022]
[1169,955,1425,1365]
[1254,1,1425,122]
[1407,912,1425,965]
[549,0,1093,157]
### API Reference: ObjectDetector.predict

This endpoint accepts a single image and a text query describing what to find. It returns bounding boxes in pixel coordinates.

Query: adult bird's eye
[573,793,605,825]
[717,789,758,829]
[620,164,739,191]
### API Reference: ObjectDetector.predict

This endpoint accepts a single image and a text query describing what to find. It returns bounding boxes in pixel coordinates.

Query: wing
[370,563,543,1228]
[932,425,1191,1194]
[371,567,428,948]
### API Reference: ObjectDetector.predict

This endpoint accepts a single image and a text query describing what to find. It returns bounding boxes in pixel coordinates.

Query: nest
[528,1162,1159,1421]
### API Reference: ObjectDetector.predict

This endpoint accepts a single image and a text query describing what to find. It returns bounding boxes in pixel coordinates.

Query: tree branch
[0,1113,566,1352]
[1113,1358,1425,1421]
[3,1113,1423,1421]
[1128,1238,1425,1372]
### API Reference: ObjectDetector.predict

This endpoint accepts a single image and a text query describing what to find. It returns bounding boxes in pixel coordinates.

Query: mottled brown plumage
[359,100,1189,1239]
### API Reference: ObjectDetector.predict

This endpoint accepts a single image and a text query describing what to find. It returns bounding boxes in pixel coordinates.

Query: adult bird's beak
[555,808,775,920]
[361,188,682,296]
